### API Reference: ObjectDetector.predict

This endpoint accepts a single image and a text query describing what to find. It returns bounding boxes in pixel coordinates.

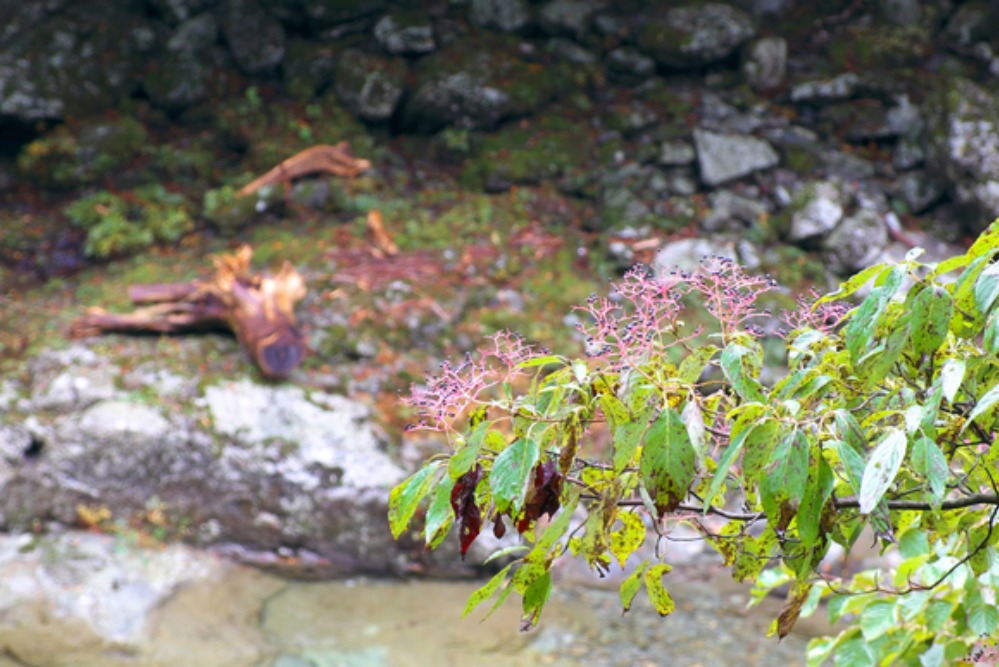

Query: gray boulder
[742,37,786,92]
[0,344,439,577]
[220,0,286,76]
[299,0,385,28]
[469,0,531,32]
[637,3,755,69]
[927,77,999,227]
[789,73,859,105]
[822,209,889,274]
[606,47,657,85]
[145,13,229,112]
[693,128,779,187]
[0,4,154,120]
[333,49,408,122]
[786,180,845,243]
[374,12,436,56]
[0,532,277,667]
[897,170,946,214]
[538,0,606,39]
[652,237,738,274]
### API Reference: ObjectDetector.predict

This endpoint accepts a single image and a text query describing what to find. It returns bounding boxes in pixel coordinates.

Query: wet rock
[927,77,999,226]
[942,2,998,50]
[374,11,436,56]
[0,532,278,667]
[879,0,921,27]
[404,38,578,132]
[283,39,339,99]
[606,47,656,85]
[786,180,844,243]
[702,189,769,232]
[658,139,696,167]
[538,0,606,39]
[637,3,755,69]
[0,4,154,120]
[300,0,385,29]
[892,135,925,170]
[220,0,286,76]
[897,170,946,214]
[693,128,779,187]
[822,209,889,274]
[822,98,921,142]
[333,49,408,123]
[145,14,228,112]
[469,0,531,33]
[547,38,598,66]
[742,37,786,92]
[149,0,214,25]
[789,73,859,105]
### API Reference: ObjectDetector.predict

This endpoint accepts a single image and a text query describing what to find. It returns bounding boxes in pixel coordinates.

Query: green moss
[783,146,819,175]
[63,185,194,259]
[826,25,931,70]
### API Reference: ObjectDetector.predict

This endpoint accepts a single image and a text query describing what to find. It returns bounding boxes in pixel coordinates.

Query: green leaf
[911,436,948,507]
[681,400,706,464]
[964,383,999,432]
[939,358,965,404]
[831,439,866,495]
[449,424,489,479]
[918,644,944,667]
[599,394,629,431]
[760,430,810,525]
[741,419,782,486]
[388,461,442,539]
[643,563,675,616]
[859,429,907,514]
[967,219,999,261]
[424,475,455,548]
[530,493,580,558]
[613,418,650,474]
[815,262,888,305]
[968,602,999,636]
[859,600,896,640]
[640,408,697,514]
[976,261,999,316]
[720,344,764,402]
[703,423,751,510]
[490,438,540,514]
[619,562,648,613]
[677,345,718,384]
[609,511,646,567]
[909,285,952,355]
[798,453,835,549]
[834,634,875,667]
[844,263,907,362]
[924,599,955,631]
[462,563,513,618]
[521,571,552,629]
[515,354,565,369]
[951,254,991,338]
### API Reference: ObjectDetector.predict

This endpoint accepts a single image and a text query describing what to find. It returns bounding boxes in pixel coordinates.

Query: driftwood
[72,246,307,380]
[236,142,372,198]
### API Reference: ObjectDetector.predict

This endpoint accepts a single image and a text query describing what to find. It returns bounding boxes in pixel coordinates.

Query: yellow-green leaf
[609,511,646,567]
[643,563,675,616]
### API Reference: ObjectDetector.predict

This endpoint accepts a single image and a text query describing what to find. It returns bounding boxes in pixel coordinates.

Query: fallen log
[72,246,307,380]
[236,142,372,198]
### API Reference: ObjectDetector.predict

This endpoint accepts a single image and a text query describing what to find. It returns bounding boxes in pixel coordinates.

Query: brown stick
[236,142,372,198]
[128,283,201,305]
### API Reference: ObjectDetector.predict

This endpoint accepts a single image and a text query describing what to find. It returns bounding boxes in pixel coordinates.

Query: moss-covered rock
[17,117,150,190]
[403,33,585,133]
[333,49,408,122]
[636,3,755,69]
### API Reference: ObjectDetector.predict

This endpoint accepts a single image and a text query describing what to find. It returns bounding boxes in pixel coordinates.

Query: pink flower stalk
[405,331,536,434]
[778,289,850,338]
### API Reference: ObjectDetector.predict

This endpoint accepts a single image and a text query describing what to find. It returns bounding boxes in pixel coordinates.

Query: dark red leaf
[451,465,483,559]
[493,513,506,539]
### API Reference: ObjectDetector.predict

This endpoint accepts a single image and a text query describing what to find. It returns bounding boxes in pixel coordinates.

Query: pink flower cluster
[405,331,536,433]
[778,289,850,338]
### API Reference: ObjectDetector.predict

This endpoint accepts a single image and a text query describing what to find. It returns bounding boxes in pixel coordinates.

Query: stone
[879,0,921,27]
[0,3,154,120]
[282,39,338,99]
[0,532,277,667]
[942,2,996,50]
[374,12,436,56]
[469,0,531,32]
[658,140,696,167]
[547,38,598,66]
[652,237,737,274]
[637,3,756,69]
[897,170,946,214]
[606,47,656,85]
[787,180,844,243]
[742,37,786,92]
[892,135,925,170]
[789,73,859,105]
[220,0,286,76]
[333,49,408,122]
[693,128,779,187]
[167,11,219,52]
[823,209,889,274]
[145,15,229,112]
[148,0,212,24]
[538,0,606,39]
[927,77,999,226]
[300,0,385,28]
